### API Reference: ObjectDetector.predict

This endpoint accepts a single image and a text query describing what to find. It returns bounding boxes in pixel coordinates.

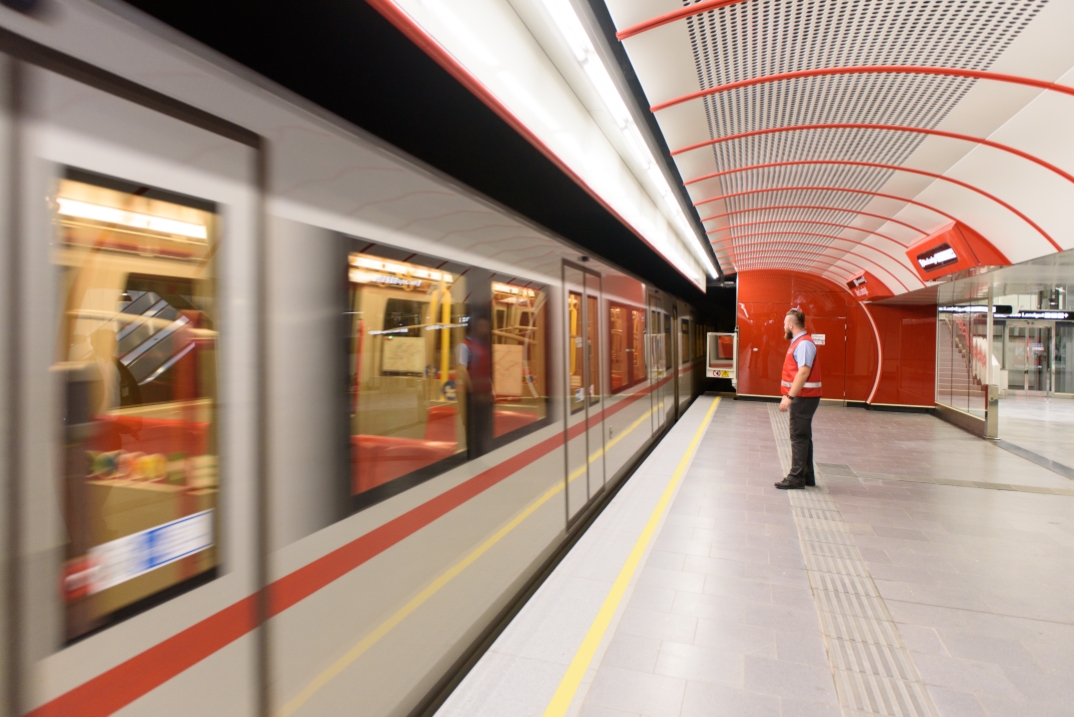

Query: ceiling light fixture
[536,0,717,279]
[56,197,208,241]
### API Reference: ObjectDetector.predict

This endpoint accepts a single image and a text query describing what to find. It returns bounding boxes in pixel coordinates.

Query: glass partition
[936,306,988,418]
[1057,322,1074,394]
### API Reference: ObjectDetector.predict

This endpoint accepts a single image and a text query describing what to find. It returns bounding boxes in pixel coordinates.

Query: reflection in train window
[348,253,468,496]
[609,301,645,393]
[54,171,219,642]
[491,283,547,438]
[568,291,584,414]
[681,318,691,364]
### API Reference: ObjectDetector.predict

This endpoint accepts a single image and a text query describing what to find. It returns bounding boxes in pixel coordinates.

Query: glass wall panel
[54,172,220,642]
[1057,323,1074,394]
[348,253,468,496]
[491,282,547,437]
[935,307,987,416]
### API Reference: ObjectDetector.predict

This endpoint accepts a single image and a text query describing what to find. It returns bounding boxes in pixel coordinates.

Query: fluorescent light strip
[57,198,208,241]
[537,0,717,279]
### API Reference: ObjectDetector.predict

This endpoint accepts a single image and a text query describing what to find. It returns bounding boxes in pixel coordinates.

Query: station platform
[435,395,1074,717]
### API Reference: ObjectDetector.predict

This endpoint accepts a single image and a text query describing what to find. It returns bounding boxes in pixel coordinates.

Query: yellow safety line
[278,400,661,716]
[541,396,720,717]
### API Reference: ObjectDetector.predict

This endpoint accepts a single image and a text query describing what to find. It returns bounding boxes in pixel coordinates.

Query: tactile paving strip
[768,404,938,717]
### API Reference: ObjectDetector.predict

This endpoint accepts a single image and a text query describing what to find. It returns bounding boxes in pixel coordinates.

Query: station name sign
[916,243,959,272]
[938,305,1072,320]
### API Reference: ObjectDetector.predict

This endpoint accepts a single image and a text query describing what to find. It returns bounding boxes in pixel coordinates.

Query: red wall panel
[866,303,936,406]
[737,271,848,400]
[845,303,878,401]
[736,270,934,407]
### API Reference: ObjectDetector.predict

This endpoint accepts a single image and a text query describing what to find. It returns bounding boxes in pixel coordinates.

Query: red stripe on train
[26,370,691,716]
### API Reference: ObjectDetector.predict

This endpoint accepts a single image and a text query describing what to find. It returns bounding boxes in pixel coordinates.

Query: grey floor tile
[617,606,698,644]
[647,550,687,571]
[742,603,821,635]
[773,630,829,667]
[742,655,838,703]
[898,624,949,656]
[654,640,745,688]
[601,632,661,674]
[680,681,781,717]
[778,697,843,717]
[640,566,706,594]
[577,705,640,717]
[938,631,1042,670]
[925,686,987,717]
[585,666,686,717]
[693,617,777,657]
[911,653,1025,700]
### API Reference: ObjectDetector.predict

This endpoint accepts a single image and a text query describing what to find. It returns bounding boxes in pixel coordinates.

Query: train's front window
[54,172,219,643]
[348,253,468,497]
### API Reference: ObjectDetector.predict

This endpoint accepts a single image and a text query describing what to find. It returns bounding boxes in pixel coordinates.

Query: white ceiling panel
[600,0,1074,286]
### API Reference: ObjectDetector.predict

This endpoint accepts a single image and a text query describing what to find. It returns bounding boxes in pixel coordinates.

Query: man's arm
[779,364,813,412]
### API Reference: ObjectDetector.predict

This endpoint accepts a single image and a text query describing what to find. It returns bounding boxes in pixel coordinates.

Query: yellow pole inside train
[440,276,451,392]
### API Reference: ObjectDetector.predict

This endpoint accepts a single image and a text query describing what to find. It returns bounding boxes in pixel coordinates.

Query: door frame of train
[671,304,680,422]
[0,38,270,717]
[561,259,604,530]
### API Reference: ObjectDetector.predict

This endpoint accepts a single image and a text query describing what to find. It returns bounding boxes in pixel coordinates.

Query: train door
[671,305,680,420]
[585,272,606,493]
[563,261,604,523]
[10,60,261,713]
[648,294,667,429]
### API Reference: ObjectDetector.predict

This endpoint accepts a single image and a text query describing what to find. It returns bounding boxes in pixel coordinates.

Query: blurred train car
[0,2,709,715]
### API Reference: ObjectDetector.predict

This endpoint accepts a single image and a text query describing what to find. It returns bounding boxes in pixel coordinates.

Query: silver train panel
[0,2,712,716]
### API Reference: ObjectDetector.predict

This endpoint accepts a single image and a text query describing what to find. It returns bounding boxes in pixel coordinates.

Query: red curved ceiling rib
[687,183,1013,258]
[721,252,862,281]
[700,205,929,235]
[616,0,751,40]
[671,123,1074,192]
[708,231,912,290]
[685,158,1059,251]
[691,183,1057,252]
[708,219,903,246]
[651,66,1074,112]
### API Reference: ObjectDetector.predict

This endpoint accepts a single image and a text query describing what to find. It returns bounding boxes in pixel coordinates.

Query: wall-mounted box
[905,222,1009,282]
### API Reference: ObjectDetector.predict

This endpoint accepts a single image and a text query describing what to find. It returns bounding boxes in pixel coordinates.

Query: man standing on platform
[775,308,822,490]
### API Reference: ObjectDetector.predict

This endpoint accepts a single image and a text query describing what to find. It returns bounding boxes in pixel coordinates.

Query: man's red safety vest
[781,333,823,397]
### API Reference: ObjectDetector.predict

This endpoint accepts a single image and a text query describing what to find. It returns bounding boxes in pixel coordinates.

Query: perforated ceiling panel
[606,0,1056,287]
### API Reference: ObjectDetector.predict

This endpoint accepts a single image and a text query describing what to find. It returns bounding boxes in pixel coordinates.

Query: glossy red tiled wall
[864,303,937,406]
[736,271,934,406]
[737,271,848,400]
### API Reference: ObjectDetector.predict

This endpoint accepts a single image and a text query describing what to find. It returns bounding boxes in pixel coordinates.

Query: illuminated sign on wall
[844,271,893,301]
[916,243,959,272]
[938,306,1072,320]
[904,223,1008,282]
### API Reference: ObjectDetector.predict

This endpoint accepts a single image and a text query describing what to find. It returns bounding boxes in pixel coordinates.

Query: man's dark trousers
[788,396,820,485]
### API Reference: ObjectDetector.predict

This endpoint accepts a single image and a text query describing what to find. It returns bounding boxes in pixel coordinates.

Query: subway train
[0,2,711,716]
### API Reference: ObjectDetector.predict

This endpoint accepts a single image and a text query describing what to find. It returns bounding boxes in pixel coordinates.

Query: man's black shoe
[774,478,806,490]
[804,477,816,487]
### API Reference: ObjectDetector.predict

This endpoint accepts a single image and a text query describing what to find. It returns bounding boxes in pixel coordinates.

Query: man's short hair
[786,308,806,328]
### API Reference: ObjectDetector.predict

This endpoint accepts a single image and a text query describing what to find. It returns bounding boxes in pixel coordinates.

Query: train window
[609,301,645,393]
[568,291,584,413]
[54,171,220,642]
[348,253,469,497]
[491,283,548,438]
